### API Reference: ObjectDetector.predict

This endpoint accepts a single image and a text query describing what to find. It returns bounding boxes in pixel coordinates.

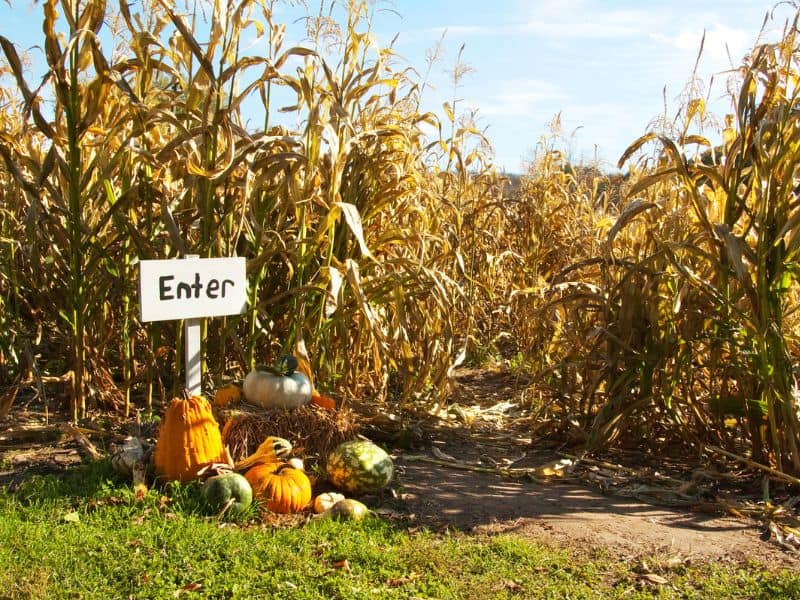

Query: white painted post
[138,255,247,397]
[184,255,202,396]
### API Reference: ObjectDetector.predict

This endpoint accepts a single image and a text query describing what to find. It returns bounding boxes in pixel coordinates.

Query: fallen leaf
[374,507,405,519]
[665,556,688,569]
[502,579,523,592]
[533,458,574,478]
[62,511,80,523]
[331,559,351,572]
[640,573,668,585]
[173,582,202,596]
[432,446,457,462]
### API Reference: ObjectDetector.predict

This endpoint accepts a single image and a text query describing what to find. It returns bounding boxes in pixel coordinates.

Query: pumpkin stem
[276,355,298,376]
[254,355,298,377]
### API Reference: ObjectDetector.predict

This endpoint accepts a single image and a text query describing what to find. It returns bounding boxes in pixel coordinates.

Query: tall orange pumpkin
[245,463,312,514]
[153,395,229,483]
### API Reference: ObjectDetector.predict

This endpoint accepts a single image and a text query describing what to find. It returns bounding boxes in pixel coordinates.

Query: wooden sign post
[139,256,247,395]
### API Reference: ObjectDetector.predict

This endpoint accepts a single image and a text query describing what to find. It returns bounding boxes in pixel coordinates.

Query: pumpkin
[313,491,345,514]
[321,498,371,521]
[287,457,305,472]
[310,393,336,411]
[153,395,229,483]
[235,436,293,470]
[326,439,394,494]
[245,462,312,514]
[214,384,242,408]
[203,472,253,515]
[243,355,312,410]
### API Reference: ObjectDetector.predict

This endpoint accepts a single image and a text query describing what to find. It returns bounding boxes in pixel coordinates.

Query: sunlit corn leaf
[324,265,344,318]
[617,132,658,168]
[606,199,657,245]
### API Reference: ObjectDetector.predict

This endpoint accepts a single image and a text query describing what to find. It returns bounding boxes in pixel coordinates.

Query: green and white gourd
[326,439,394,494]
[243,355,312,410]
[203,472,253,515]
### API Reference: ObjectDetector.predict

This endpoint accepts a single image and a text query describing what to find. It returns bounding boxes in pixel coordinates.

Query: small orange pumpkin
[245,462,312,514]
[153,395,229,483]
[310,393,336,411]
[214,384,242,408]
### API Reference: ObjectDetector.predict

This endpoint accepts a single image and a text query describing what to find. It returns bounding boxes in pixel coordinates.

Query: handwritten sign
[139,257,247,322]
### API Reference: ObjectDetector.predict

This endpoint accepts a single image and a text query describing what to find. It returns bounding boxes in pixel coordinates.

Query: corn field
[2,0,800,477]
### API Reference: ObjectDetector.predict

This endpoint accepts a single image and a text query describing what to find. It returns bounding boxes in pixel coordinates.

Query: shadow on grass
[3,457,214,520]
[7,458,134,504]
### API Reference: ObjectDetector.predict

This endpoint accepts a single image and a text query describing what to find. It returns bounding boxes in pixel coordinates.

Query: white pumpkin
[243,356,312,410]
[313,492,346,514]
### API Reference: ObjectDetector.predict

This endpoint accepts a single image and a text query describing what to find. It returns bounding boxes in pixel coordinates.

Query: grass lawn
[0,460,798,599]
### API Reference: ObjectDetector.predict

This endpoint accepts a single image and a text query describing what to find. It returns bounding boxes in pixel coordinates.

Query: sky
[0,0,795,173]
[368,0,792,172]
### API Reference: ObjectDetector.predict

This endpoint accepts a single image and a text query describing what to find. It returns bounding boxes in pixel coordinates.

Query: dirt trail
[388,368,799,567]
[397,457,791,565]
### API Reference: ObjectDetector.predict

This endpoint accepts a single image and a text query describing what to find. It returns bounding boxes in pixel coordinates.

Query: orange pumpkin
[245,462,312,514]
[153,395,229,483]
[214,384,242,408]
[310,393,336,411]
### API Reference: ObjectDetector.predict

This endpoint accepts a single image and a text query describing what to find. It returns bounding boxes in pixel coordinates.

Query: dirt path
[384,368,800,567]
[397,456,792,565]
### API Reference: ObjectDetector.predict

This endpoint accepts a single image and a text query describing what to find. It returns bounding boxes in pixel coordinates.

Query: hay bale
[219,403,360,468]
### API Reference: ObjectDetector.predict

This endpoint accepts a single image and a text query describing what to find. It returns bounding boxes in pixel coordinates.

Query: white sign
[139,257,247,322]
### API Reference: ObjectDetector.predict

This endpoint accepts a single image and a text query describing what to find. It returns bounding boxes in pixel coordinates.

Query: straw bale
[219,403,360,468]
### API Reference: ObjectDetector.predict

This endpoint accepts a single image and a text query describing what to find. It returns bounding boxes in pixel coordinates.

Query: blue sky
[0,0,793,172]
[370,0,790,172]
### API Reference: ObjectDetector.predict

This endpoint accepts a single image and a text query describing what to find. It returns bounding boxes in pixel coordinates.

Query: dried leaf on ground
[639,573,669,585]
[173,583,203,596]
[331,559,351,572]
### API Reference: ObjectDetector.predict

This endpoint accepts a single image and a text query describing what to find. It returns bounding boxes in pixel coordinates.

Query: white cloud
[424,1,668,41]
[515,0,669,39]
[651,23,753,74]
[473,79,568,118]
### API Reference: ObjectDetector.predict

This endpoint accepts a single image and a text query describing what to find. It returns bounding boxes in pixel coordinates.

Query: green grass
[0,462,798,599]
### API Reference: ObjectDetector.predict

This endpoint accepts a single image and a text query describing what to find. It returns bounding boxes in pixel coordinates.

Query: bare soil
[388,368,800,568]
[2,368,799,568]
[397,456,791,565]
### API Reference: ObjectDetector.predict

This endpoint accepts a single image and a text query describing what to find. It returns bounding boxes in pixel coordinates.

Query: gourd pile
[112,360,394,522]
[214,355,359,467]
